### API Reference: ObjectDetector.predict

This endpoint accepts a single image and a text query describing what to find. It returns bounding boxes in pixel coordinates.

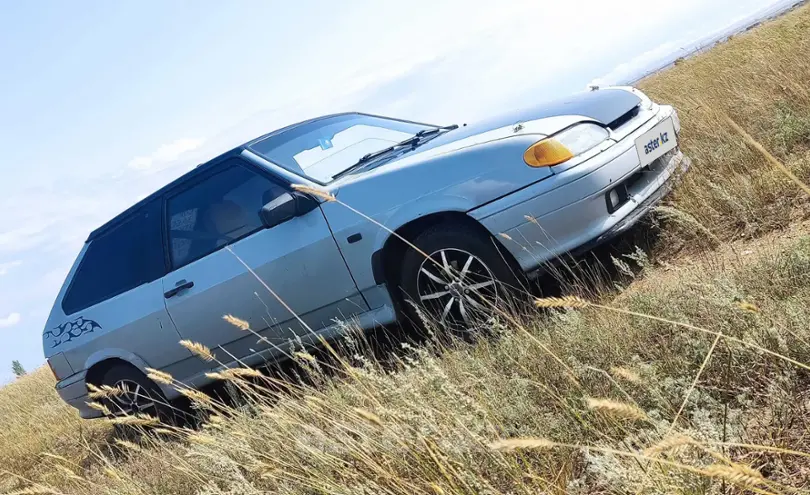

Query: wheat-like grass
[585,398,648,421]
[534,296,590,309]
[736,301,761,313]
[610,367,642,383]
[488,437,556,451]
[86,401,112,416]
[54,464,83,481]
[223,314,251,331]
[113,439,142,452]
[430,483,446,494]
[177,387,213,405]
[219,367,263,380]
[103,467,122,481]
[644,435,696,456]
[108,414,160,427]
[524,215,540,227]
[187,434,217,445]
[353,408,383,427]
[87,383,123,399]
[179,340,216,362]
[152,427,182,437]
[294,351,317,363]
[704,463,765,487]
[290,183,337,202]
[145,367,174,385]
[39,452,70,464]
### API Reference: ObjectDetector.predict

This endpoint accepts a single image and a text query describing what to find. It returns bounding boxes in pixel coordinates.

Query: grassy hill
[3,4,810,494]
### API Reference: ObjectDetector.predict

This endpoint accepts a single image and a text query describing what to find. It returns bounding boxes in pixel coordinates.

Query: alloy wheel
[110,378,158,415]
[416,248,498,329]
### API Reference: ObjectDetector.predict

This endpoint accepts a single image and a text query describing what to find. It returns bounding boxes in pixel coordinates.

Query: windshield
[247,114,436,183]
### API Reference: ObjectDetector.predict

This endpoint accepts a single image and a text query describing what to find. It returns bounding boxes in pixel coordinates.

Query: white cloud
[153,138,205,162]
[128,138,204,173]
[0,312,21,329]
[0,223,51,253]
[127,156,153,170]
[0,260,22,276]
[589,40,683,88]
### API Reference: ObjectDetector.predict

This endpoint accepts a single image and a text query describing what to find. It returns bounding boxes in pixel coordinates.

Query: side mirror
[259,192,318,229]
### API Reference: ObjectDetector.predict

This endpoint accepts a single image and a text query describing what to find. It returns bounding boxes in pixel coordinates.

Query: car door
[160,157,367,378]
[53,200,191,375]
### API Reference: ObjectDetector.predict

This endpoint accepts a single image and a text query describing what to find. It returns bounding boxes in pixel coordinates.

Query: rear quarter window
[62,200,166,315]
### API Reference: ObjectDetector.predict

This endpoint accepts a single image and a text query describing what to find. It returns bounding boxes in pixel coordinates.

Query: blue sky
[0,0,794,382]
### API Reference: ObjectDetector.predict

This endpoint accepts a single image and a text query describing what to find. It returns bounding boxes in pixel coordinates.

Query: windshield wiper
[333,125,459,180]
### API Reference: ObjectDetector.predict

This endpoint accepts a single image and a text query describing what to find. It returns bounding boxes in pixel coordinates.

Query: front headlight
[523,123,610,167]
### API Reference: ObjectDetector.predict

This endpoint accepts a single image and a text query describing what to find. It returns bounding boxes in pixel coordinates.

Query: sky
[0,0,797,383]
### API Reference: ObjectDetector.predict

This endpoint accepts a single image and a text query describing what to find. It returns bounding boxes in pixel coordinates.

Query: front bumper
[475,109,689,272]
[570,151,690,256]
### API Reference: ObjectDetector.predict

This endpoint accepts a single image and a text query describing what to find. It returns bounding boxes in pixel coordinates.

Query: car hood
[405,87,640,155]
[446,87,636,139]
[323,87,644,225]
[331,88,641,186]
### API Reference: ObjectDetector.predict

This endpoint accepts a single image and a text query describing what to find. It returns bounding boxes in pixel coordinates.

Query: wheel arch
[372,211,517,293]
[82,349,169,394]
[83,348,150,376]
[85,357,141,387]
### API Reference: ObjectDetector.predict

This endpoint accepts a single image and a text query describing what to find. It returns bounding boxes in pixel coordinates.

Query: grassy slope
[3,5,810,494]
[639,4,810,248]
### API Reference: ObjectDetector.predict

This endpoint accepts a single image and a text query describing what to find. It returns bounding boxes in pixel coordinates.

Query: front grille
[607,105,641,130]
[605,152,673,214]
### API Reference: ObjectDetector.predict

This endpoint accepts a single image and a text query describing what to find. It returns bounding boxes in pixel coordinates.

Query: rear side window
[167,160,286,269]
[62,200,165,315]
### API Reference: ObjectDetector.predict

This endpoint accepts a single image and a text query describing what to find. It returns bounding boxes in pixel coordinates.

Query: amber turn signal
[523,139,575,167]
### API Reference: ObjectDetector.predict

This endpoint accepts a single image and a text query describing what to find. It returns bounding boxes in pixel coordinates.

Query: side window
[62,200,165,315]
[167,160,287,269]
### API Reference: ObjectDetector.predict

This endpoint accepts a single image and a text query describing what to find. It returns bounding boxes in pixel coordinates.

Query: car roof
[87,112,368,242]
[86,146,243,241]
[86,111,429,242]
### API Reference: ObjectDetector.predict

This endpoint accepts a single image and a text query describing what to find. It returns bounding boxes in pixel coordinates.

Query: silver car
[44,86,688,419]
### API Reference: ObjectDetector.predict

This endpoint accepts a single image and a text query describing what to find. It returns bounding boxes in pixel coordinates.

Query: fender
[370,193,477,255]
[365,194,478,288]
[84,348,151,375]
[321,192,478,292]
[82,349,176,397]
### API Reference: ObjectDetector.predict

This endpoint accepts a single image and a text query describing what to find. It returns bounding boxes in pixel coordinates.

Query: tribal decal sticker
[45,317,101,348]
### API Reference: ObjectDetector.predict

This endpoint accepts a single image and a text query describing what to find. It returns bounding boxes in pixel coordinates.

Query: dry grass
[639,3,810,250]
[7,232,810,493]
[0,368,110,490]
[4,5,810,494]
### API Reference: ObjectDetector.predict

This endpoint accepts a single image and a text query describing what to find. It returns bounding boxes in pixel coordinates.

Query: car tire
[398,223,526,331]
[93,364,175,424]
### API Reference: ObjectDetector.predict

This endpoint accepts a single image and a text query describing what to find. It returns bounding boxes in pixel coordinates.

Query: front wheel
[399,224,525,331]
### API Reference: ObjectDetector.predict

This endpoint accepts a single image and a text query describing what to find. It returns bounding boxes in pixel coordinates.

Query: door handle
[164,280,194,299]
